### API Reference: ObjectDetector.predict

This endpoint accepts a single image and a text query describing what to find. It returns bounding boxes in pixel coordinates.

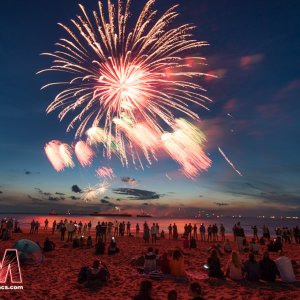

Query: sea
[1,214,299,236]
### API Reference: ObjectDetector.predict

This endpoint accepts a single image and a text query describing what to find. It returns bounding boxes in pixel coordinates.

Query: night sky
[0,0,300,216]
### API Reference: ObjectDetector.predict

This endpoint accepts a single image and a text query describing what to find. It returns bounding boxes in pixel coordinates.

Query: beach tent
[12,239,44,265]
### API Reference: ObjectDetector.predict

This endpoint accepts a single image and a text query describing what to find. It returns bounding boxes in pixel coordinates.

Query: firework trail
[161,119,211,178]
[45,140,75,171]
[75,140,95,166]
[218,146,242,176]
[96,167,115,179]
[81,181,110,202]
[39,0,212,173]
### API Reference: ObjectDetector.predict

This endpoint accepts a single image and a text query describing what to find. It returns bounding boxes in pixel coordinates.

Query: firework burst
[81,181,110,202]
[40,0,212,173]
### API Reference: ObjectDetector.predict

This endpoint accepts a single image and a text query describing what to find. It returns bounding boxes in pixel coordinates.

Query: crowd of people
[1,217,300,299]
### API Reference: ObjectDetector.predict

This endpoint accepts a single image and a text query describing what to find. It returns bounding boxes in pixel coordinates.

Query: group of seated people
[134,247,186,277]
[78,259,110,289]
[95,237,120,255]
[206,249,296,283]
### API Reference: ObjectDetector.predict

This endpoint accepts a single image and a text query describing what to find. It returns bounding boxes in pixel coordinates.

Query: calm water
[1,214,299,236]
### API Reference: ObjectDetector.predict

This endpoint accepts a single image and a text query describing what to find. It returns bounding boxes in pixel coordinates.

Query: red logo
[0,249,22,284]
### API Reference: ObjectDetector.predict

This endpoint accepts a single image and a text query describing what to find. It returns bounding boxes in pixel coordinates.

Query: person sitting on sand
[249,238,259,254]
[224,239,232,254]
[95,238,106,255]
[207,249,224,278]
[225,251,244,281]
[259,251,279,282]
[275,251,296,283]
[43,237,55,252]
[190,237,197,249]
[143,247,157,274]
[160,230,165,239]
[159,252,171,274]
[189,282,205,300]
[170,249,185,276]
[85,260,109,289]
[133,280,153,300]
[86,236,93,248]
[243,253,261,281]
[108,237,119,255]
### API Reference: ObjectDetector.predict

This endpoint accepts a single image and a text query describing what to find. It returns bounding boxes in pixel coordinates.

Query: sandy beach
[1,227,300,300]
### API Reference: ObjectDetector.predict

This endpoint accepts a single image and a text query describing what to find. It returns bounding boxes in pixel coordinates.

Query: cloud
[48,196,62,202]
[240,54,264,69]
[260,192,300,206]
[34,188,52,196]
[70,196,80,200]
[72,185,82,193]
[0,191,3,194]
[55,192,65,196]
[24,169,40,175]
[121,177,139,185]
[27,195,43,203]
[113,188,160,200]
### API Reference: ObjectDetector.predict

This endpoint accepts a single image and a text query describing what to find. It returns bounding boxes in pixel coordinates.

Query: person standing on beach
[193,224,198,239]
[251,225,258,241]
[114,220,119,236]
[96,222,101,243]
[44,219,49,230]
[60,222,66,241]
[220,224,225,241]
[35,221,40,233]
[168,224,172,239]
[236,223,245,252]
[207,225,212,242]
[30,220,35,234]
[143,222,150,244]
[200,224,205,241]
[126,221,131,236]
[136,223,140,236]
[87,221,92,235]
[52,220,56,234]
[66,220,75,242]
[151,223,157,244]
[173,223,178,240]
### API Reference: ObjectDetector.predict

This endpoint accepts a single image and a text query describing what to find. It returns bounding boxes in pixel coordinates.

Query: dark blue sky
[0,0,300,216]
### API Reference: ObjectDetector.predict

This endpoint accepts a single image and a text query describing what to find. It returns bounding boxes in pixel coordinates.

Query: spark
[39,0,212,174]
[218,146,242,176]
[96,167,115,179]
[74,140,95,167]
[44,140,74,171]
[81,181,110,202]
[161,119,211,179]
[166,173,172,180]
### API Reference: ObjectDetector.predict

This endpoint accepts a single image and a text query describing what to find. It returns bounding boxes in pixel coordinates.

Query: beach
[1,225,300,300]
